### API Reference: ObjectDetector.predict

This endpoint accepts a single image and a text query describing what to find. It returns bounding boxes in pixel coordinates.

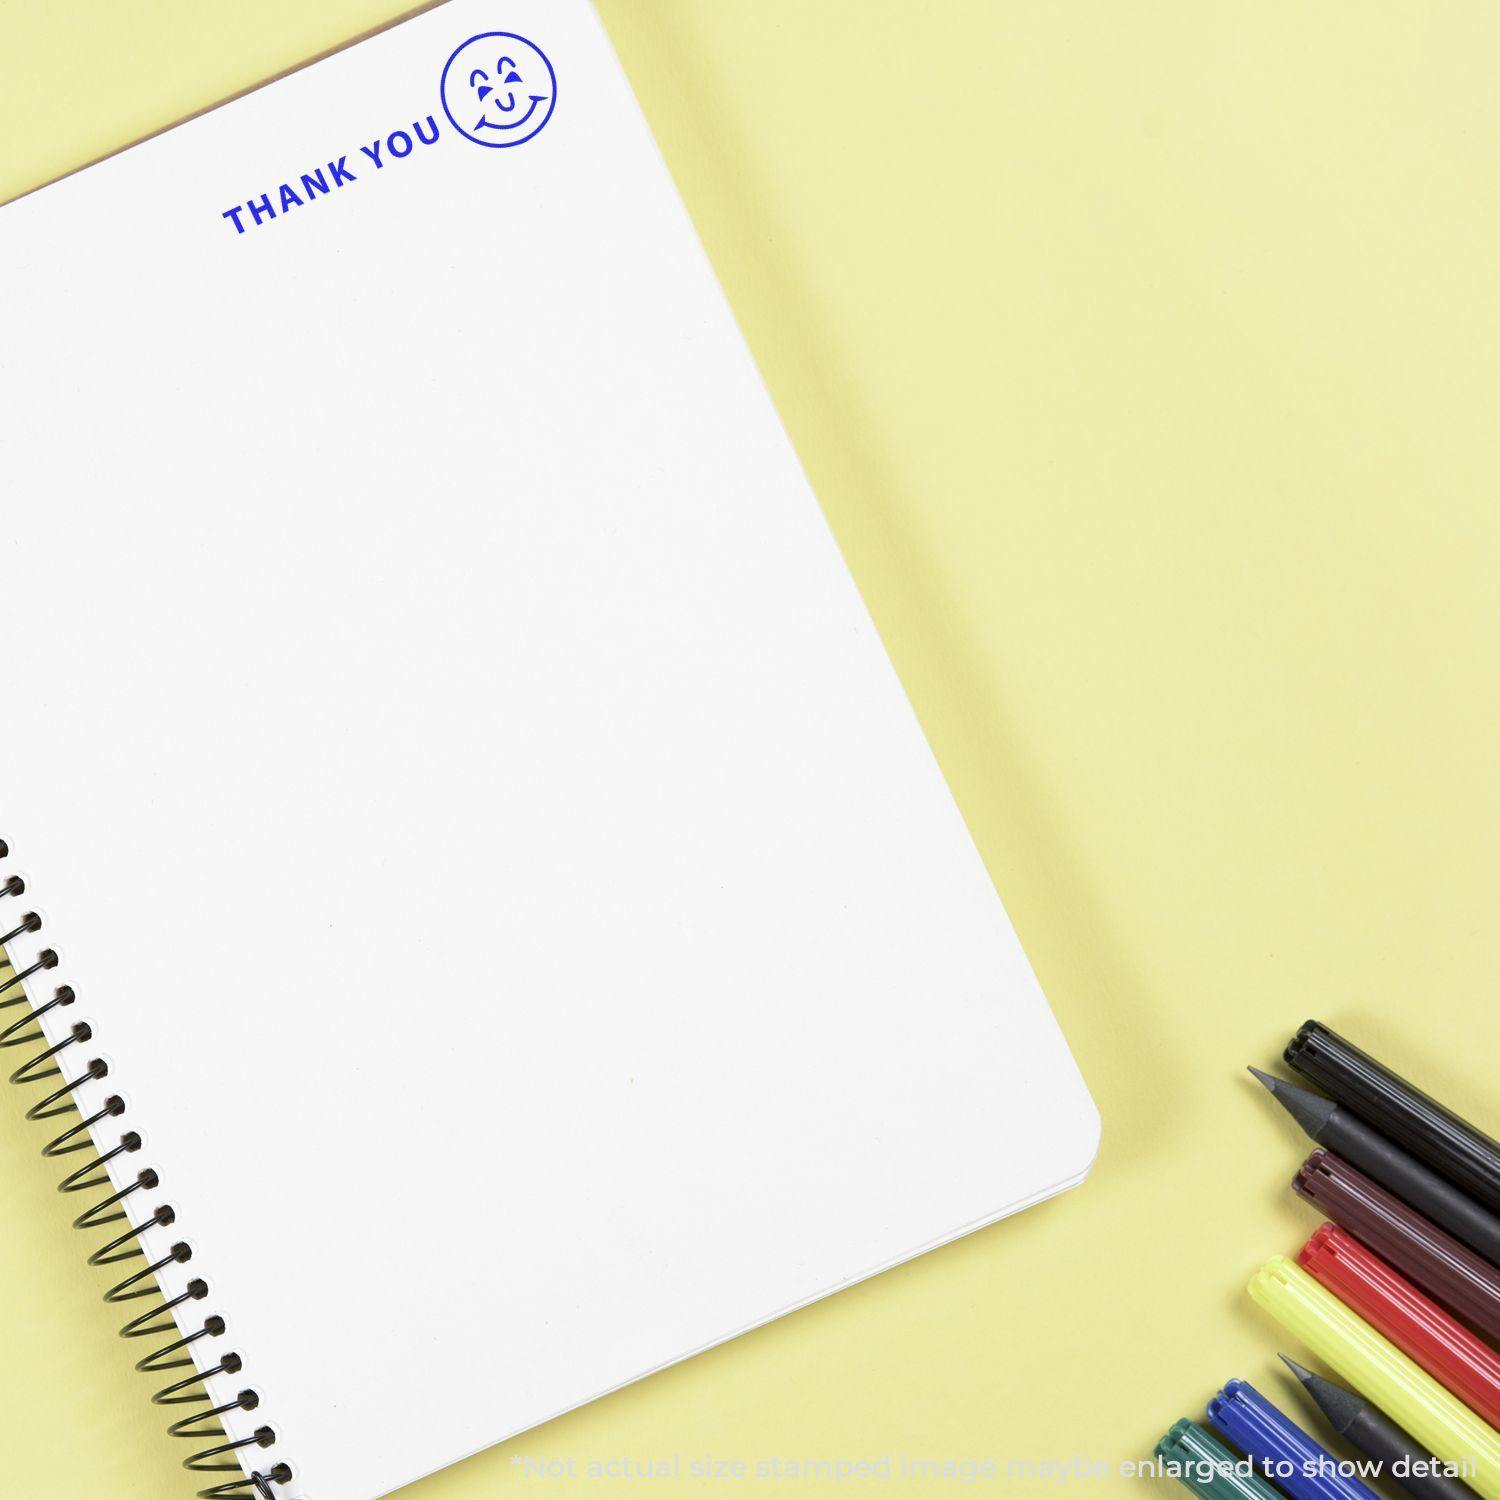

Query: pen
[1156,1418,1286,1500]
[1251,1067,1500,1266]
[1247,1256,1500,1498]
[1294,1151,1500,1342]
[1209,1375,1381,1500]
[1285,1023,1500,1215]
[1301,1224,1500,1429]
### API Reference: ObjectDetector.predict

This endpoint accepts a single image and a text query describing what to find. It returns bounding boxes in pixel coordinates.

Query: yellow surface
[2,3,1498,1498]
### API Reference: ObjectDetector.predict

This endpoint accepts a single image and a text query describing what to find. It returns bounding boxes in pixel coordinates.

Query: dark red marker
[1294,1150,1500,1343]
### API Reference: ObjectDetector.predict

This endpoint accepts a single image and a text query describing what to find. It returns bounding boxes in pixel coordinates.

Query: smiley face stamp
[440,32,557,148]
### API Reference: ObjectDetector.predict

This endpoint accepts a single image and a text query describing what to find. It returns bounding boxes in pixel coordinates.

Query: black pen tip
[1279,1353,1314,1384]
[1248,1065,1279,1090]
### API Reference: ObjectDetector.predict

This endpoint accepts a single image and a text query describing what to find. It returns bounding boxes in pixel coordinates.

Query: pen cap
[1300,1223,1500,1431]
[1286,1022,1500,1214]
[1294,1150,1500,1341]
[1247,1256,1500,1500]
[1157,1418,1285,1500]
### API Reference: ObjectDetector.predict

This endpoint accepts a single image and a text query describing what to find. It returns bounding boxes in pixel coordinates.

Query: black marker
[1249,1067,1500,1267]
[1285,1022,1500,1216]
[1280,1356,1478,1500]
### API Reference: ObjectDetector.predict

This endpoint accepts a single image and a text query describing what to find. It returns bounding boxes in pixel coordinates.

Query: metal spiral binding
[0,839,294,1499]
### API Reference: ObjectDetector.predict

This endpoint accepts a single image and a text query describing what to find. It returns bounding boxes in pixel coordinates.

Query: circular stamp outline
[440,31,558,149]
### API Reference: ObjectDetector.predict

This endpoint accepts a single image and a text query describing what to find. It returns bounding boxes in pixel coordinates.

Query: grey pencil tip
[1278,1356,1362,1433]
[1248,1065,1337,1139]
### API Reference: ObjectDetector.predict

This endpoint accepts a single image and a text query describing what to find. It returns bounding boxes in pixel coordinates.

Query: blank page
[0,3,1097,1497]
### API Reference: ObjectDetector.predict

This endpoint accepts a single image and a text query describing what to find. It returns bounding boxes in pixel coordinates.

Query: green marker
[1155,1418,1284,1500]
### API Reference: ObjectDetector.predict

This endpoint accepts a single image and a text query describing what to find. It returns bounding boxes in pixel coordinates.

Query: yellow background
[2,2,1497,1497]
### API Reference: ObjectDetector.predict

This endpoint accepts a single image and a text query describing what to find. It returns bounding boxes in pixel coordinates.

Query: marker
[1285,1023,1500,1215]
[1301,1224,1500,1429]
[1294,1151,1500,1342]
[1156,1418,1285,1500]
[1250,1067,1500,1266]
[1208,1376,1381,1500]
[1281,1356,1479,1500]
[1247,1256,1500,1498]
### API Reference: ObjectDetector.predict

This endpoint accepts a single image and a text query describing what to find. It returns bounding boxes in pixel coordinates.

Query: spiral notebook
[0,3,1098,1497]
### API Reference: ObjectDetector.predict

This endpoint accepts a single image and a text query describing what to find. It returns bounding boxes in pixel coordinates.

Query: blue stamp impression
[441,32,557,148]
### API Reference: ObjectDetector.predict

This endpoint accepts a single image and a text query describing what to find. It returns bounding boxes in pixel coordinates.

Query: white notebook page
[0,3,1098,1497]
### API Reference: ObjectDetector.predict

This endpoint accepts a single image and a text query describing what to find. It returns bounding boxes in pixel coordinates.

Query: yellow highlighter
[1249,1255,1500,1500]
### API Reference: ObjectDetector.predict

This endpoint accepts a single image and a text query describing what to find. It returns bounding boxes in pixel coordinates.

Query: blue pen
[1209,1378,1382,1500]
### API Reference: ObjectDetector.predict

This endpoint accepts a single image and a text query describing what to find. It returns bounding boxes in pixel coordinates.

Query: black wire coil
[0,839,293,1500]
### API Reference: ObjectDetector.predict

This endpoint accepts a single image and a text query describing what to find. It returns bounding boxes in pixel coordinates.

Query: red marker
[1300,1222,1500,1430]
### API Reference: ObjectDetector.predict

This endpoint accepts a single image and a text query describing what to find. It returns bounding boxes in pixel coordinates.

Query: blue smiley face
[441,32,557,149]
